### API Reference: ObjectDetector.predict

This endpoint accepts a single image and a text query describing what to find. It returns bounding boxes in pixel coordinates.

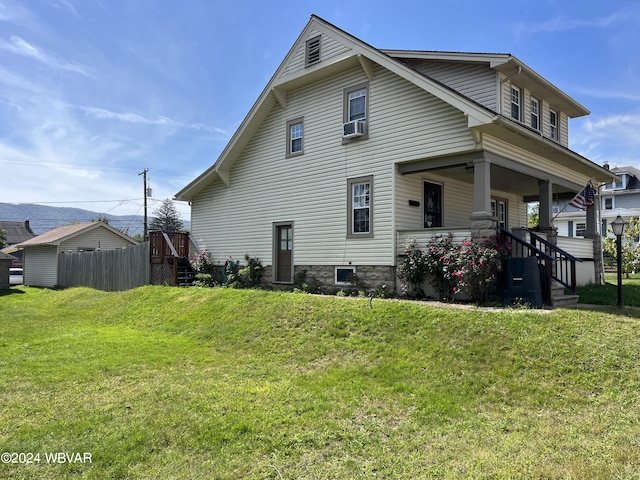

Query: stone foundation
[209,263,397,292]
[293,265,396,291]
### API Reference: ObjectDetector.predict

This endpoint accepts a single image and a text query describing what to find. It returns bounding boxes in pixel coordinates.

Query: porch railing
[529,230,581,294]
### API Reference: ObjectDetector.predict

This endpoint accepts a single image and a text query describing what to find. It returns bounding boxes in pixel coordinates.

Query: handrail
[497,227,553,261]
[528,230,579,294]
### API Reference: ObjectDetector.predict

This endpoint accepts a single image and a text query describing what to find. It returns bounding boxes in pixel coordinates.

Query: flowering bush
[454,237,510,304]
[396,238,429,298]
[397,235,510,304]
[191,250,216,287]
[423,234,460,301]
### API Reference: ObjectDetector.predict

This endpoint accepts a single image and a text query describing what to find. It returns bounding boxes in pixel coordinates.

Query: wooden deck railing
[148,231,200,286]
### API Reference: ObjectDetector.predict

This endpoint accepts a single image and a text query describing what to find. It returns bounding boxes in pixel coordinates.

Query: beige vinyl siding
[482,134,590,187]
[280,28,351,77]
[24,245,58,287]
[559,111,569,146]
[541,101,568,146]
[502,78,570,148]
[58,228,135,252]
[395,172,528,232]
[191,65,476,267]
[400,59,498,111]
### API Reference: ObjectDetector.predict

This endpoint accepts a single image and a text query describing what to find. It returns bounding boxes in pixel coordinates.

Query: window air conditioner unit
[343,119,366,138]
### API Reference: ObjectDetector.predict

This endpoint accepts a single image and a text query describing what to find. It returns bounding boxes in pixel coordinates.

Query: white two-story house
[555,164,640,240]
[176,15,615,296]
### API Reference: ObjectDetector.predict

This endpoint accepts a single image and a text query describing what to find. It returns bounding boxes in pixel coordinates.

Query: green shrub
[398,235,509,304]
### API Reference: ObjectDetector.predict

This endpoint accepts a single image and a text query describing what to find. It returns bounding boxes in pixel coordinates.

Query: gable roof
[381,50,590,118]
[16,222,137,248]
[175,15,614,202]
[0,220,36,245]
[175,15,499,202]
[611,165,640,179]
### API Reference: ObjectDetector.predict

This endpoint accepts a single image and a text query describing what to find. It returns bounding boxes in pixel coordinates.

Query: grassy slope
[1,286,639,479]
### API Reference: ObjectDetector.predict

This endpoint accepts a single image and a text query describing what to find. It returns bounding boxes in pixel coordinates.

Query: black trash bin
[502,257,544,307]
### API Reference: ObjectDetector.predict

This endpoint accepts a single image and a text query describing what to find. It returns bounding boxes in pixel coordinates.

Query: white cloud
[80,106,229,135]
[528,13,624,33]
[583,114,640,136]
[0,35,92,76]
[573,113,640,167]
[513,11,638,37]
[574,87,640,102]
[55,0,79,18]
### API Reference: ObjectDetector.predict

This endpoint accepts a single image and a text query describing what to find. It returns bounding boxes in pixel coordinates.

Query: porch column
[585,203,603,284]
[538,180,557,244]
[585,203,597,238]
[470,158,496,238]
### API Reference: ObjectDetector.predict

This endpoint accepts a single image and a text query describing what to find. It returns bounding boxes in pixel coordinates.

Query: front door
[275,223,293,283]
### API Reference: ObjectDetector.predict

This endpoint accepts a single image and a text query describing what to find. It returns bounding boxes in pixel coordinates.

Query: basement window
[335,266,356,286]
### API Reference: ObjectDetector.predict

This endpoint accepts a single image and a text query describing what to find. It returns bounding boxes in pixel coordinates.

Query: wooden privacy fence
[58,242,150,291]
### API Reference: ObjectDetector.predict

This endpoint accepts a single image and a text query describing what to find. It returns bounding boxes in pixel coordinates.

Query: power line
[16,199,145,205]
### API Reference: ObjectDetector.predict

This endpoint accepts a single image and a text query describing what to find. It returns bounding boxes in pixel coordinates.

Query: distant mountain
[0,203,190,237]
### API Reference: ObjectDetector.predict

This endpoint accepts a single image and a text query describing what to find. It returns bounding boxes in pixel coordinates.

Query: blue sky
[1,0,639,222]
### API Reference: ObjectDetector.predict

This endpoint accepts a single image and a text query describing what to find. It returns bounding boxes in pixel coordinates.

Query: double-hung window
[510,86,521,121]
[286,118,304,157]
[348,176,373,237]
[343,83,369,139]
[530,98,540,131]
[549,110,558,140]
[348,89,366,121]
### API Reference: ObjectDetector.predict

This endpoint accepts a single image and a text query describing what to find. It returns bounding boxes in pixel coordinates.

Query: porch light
[611,215,627,308]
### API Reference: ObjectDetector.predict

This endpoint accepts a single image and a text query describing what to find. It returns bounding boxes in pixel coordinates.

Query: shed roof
[16,222,137,247]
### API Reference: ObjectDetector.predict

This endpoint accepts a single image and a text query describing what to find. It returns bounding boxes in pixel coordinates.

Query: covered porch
[394,141,616,303]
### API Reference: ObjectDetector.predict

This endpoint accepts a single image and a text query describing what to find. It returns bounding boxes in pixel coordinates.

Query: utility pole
[139,169,149,240]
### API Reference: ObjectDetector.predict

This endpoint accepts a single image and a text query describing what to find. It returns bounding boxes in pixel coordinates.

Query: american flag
[569,180,596,210]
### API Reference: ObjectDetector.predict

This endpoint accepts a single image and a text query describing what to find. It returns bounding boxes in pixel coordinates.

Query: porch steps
[550,283,580,308]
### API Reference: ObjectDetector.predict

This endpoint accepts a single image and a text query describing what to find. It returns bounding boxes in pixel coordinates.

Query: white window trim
[286,117,304,157]
[549,109,558,141]
[530,97,540,131]
[347,176,373,238]
[510,86,521,121]
[335,266,356,286]
[343,82,369,141]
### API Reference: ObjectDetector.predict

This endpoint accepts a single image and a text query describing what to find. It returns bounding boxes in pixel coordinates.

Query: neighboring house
[555,165,640,239]
[0,251,17,289]
[175,15,615,294]
[0,220,36,267]
[15,221,138,288]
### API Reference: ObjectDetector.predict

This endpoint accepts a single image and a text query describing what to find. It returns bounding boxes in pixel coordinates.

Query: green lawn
[1,286,639,479]
[578,273,640,306]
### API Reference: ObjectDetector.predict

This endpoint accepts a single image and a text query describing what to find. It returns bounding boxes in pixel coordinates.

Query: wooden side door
[274,223,293,283]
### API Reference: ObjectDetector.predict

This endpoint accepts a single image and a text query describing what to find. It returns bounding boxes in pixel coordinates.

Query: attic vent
[305,36,321,66]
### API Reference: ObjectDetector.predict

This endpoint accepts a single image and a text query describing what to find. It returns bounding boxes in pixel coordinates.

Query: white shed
[16,222,138,288]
